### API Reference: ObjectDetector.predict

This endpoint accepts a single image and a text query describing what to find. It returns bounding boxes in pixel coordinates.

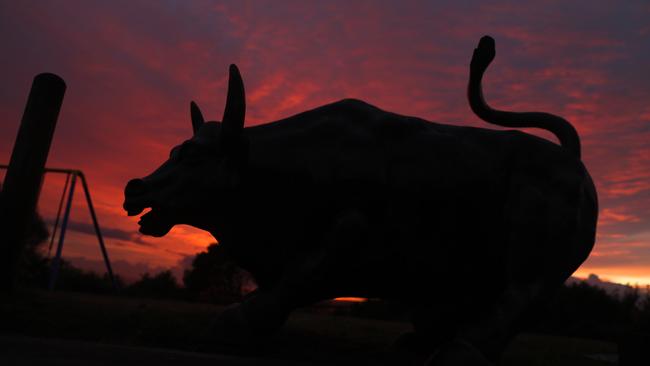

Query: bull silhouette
[123,36,597,365]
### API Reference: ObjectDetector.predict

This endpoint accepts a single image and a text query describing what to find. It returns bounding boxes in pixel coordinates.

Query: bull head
[123,65,247,237]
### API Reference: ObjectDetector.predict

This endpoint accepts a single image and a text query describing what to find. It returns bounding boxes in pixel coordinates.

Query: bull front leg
[208,209,371,347]
[206,288,292,349]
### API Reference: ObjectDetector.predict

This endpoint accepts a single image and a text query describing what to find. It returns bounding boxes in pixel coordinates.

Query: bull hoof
[206,304,267,352]
[426,339,494,366]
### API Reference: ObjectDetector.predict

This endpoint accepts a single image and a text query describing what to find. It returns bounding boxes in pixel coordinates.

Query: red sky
[1,1,649,284]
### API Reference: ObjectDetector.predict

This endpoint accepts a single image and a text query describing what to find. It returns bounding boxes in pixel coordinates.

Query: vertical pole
[78,172,117,290]
[0,73,66,293]
[48,173,76,291]
[48,172,71,257]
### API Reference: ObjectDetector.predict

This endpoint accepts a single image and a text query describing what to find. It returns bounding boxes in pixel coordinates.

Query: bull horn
[190,101,205,134]
[221,64,246,141]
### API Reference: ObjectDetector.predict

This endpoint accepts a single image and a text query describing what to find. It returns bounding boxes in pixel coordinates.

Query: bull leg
[428,184,565,365]
[207,288,292,347]
[209,209,371,345]
[425,281,554,366]
[395,302,460,355]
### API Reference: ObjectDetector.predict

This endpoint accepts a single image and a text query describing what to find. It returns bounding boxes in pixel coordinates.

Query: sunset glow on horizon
[1,1,649,285]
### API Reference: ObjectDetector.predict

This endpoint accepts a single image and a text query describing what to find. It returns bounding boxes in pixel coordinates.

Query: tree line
[15,210,650,341]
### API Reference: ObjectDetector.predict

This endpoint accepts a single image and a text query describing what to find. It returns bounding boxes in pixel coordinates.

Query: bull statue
[123,36,597,365]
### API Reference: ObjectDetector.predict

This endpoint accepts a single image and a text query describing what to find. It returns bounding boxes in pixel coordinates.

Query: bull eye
[169,146,180,158]
[178,142,202,163]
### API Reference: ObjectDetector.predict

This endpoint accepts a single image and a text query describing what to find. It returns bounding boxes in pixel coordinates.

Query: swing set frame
[0,164,117,291]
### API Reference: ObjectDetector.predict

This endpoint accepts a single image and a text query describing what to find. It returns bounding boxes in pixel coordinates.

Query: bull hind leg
[394,300,462,355]
[425,281,555,366]
[208,209,372,347]
[427,185,577,365]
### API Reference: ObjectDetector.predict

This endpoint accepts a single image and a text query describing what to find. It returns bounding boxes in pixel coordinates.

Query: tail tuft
[471,36,496,75]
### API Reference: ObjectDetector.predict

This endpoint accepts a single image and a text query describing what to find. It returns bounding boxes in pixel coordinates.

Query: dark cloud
[66,220,132,241]
[45,219,153,247]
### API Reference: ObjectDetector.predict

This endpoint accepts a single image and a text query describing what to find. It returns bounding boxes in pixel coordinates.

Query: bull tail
[467,36,581,159]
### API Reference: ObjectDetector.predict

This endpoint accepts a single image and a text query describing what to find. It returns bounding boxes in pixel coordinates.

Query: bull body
[123,36,597,365]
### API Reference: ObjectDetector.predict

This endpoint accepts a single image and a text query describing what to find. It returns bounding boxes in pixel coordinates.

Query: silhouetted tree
[631,286,650,333]
[183,243,251,304]
[55,259,123,294]
[531,282,646,340]
[126,270,182,299]
[10,193,50,287]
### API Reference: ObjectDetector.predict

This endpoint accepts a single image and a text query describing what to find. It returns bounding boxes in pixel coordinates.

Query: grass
[0,289,617,365]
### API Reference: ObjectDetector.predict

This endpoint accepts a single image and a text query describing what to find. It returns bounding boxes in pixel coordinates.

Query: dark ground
[0,290,618,365]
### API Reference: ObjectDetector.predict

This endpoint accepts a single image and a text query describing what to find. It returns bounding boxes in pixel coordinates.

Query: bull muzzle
[123,178,151,216]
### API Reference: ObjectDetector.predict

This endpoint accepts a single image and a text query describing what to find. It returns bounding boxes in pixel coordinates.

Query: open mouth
[124,200,174,237]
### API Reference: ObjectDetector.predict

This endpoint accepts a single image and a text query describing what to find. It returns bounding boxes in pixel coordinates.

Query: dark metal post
[48,173,76,291]
[48,172,71,257]
[78,172,118,290]
[0,73,66,293]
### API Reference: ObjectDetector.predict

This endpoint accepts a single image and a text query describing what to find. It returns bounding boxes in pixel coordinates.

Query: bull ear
[190,101,205,134]
[221,64,246,142]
